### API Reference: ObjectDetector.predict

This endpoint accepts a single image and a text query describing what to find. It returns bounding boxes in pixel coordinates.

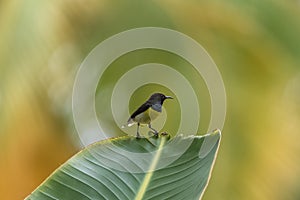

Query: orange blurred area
[1,0,300,199]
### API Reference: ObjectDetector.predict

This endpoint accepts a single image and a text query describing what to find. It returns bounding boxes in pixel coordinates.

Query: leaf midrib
[134,136,167,200]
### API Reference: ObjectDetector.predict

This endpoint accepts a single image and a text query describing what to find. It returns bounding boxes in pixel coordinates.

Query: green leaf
[26,130,221,200]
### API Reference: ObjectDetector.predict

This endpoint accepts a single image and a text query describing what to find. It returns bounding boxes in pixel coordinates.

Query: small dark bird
[123,93,173,138]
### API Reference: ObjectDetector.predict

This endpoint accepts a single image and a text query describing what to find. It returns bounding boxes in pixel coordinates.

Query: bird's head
[148,93,173,105]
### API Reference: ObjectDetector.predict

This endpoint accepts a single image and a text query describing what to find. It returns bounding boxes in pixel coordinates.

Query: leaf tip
[211,128,221,136]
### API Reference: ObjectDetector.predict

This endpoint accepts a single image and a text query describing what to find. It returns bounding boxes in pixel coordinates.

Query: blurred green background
[1,0,300,199]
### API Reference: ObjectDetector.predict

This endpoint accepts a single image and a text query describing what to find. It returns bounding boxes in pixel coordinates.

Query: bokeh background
[1,0,300,199]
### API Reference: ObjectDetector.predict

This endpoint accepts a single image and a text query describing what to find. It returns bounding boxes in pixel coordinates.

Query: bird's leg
[148,123,158,137]
[136,123,141,138]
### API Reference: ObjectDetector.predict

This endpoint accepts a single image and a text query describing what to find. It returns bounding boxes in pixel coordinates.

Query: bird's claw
[161,131,168,136]
[136,132,141,139]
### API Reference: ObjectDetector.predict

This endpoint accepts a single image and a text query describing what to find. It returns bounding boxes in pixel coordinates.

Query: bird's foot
[136,132,141,139]
[161,131,168,136]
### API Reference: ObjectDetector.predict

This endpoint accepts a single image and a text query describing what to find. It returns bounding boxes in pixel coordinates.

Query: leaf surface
[26,130,221,200]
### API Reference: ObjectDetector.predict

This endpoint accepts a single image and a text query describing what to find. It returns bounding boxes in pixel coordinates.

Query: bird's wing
[122,102,151,128]
[130,101,151,119]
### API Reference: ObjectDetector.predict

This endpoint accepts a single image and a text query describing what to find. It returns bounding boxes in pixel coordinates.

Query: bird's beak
[165,96,173,100]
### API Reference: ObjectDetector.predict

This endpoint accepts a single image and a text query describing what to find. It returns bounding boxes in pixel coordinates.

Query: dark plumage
[124,93,173,138]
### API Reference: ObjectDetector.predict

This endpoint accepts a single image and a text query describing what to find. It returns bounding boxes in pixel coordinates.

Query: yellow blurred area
[1,0,300,199]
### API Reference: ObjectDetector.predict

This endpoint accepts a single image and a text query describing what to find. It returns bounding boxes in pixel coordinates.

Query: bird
[122,93,173,138]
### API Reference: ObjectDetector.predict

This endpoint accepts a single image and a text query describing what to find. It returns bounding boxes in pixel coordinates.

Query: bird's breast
[148,107,160,121]
[133,107,161,124]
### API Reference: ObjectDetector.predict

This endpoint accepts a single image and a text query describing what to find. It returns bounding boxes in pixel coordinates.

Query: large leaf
[26,130,221,200]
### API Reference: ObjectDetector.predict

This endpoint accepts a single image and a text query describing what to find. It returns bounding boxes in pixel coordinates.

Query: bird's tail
[121,118,135,128]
